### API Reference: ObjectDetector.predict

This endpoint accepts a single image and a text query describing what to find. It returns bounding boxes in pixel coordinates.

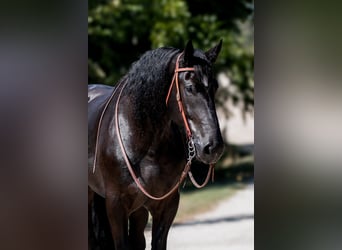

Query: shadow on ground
[173,214,254,227]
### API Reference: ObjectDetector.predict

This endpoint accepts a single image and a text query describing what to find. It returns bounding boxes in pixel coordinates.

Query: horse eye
[184,72,192,80]
[185,85,194,94]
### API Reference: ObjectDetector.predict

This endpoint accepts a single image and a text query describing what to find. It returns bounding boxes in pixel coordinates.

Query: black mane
[123,47,180,125]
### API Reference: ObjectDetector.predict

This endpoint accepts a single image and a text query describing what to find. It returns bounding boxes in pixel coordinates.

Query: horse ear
[205,39,222,63]
[183,40,194,64]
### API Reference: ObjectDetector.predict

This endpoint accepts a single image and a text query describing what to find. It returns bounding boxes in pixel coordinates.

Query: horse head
[168,40,224,165]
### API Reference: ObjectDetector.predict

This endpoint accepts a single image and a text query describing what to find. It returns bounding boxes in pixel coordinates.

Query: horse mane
[119,46,214,129]
[122,47,180,126]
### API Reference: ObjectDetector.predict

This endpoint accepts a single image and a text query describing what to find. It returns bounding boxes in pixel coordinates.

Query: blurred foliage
[89,0,254,113]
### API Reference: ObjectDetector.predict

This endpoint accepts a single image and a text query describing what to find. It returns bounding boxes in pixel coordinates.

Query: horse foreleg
[129,207,149,250]
[88,187,96,250]
[106,197,129,250]
[92,193,115,249]
[150,193,180,250]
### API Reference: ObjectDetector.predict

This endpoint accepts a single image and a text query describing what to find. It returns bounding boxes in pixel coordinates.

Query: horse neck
[106,82,180,164]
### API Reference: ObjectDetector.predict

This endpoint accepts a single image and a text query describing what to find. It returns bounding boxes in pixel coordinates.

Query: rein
[92,52,214,200]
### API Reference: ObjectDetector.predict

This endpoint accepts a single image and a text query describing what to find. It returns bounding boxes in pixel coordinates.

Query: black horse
[88,40,224,250]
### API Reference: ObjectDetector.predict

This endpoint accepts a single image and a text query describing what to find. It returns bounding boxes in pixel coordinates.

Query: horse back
[88,84,115,159]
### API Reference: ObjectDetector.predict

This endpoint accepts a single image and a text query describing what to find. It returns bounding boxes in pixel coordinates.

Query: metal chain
[186,137,196,163]
[186,136,215,188]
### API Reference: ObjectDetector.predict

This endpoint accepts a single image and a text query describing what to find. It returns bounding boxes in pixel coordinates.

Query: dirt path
[145,183,254,250]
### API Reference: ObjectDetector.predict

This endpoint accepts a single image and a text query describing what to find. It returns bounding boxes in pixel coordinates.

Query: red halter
[165,53,195,138]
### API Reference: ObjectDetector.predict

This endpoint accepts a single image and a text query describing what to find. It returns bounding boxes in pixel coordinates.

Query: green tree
[88,0,254,113]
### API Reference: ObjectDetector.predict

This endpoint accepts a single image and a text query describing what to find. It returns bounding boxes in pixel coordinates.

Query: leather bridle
[92,52,215,200]
[165,53,194,139]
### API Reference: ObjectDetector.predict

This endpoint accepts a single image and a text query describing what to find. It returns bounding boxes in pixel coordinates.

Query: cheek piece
[165,52,195,139]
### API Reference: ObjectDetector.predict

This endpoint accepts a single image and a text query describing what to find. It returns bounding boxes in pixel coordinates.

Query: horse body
[88,84,186,250]
[88,41,224,250]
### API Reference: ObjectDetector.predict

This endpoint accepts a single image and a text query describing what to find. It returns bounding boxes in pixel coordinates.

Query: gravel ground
[145,183,254,250]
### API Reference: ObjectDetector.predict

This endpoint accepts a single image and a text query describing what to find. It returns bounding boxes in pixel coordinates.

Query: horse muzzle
[194,139,225,165]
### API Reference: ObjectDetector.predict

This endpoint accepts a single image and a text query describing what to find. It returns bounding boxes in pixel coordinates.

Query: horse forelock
[186,50,214,89]
[193,50,211,65]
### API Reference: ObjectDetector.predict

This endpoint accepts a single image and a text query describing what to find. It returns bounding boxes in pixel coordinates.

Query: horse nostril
[203,140,224,156]
[203,142,214,155]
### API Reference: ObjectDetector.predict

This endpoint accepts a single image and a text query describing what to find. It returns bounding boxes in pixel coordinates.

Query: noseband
[93,52,215,200]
